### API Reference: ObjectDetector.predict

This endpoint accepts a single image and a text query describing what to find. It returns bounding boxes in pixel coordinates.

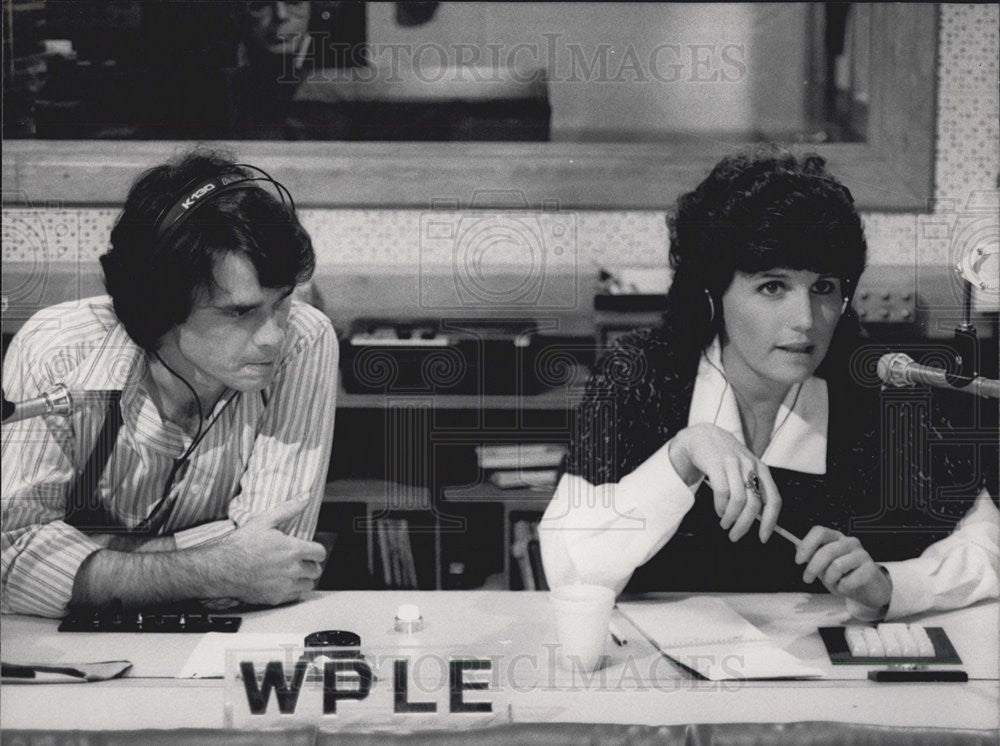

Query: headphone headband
[152,164,294,246]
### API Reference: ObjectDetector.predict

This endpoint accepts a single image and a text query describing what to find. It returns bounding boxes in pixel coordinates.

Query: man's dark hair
[100,150,314,350]
[664,145,868,377]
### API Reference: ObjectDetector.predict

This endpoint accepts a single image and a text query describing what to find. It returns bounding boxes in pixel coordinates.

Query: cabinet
[320,363,590,591]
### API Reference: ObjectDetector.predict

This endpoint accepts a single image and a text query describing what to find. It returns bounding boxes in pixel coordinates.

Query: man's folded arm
[69,497,325,611]
[3,484,222,617]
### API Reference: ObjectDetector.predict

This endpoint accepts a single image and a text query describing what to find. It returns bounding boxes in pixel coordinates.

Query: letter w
[240,660,309,714]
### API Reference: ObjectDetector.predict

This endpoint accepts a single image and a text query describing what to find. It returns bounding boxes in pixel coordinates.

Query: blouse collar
[686,337,828,474]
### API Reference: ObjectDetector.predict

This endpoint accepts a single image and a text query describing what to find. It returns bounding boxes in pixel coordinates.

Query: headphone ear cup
[101,246,174,348]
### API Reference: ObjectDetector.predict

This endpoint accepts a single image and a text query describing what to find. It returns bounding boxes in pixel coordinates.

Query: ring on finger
[744,469,763,500]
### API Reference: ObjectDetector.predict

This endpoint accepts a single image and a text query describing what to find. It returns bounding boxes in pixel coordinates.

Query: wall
[2,5,998,333]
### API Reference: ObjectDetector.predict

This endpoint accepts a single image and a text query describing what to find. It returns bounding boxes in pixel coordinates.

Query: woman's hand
[667,423,782,542]
[796,526,892,610]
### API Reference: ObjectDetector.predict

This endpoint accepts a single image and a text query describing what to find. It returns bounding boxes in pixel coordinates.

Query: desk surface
[2,592,998,731]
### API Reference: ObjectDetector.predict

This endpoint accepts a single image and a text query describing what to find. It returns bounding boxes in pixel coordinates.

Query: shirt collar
[66,322,145,394]
[66,321,207,454]
[686,337,828,474]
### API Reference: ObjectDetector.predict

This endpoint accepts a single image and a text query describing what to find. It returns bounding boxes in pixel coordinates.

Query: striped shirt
[1,296,338,617]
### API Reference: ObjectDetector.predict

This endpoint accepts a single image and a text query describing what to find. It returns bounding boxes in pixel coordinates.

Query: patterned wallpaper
[3,5,998,282]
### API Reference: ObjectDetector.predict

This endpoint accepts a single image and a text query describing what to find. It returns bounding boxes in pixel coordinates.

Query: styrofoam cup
[550,584,615,671]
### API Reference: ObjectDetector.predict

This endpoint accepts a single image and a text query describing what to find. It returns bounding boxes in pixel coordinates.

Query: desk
[2,592,998,734]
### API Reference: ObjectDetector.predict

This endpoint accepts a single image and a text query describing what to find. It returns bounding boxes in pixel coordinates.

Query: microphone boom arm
[1,384,74,423]
[878,353,1000,399]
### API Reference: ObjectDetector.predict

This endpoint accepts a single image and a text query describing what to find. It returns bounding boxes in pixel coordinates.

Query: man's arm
[71,500,325,608]
[84,534,176,552]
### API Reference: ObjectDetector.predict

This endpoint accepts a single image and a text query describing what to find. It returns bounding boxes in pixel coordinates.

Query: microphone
[877,353,1000,399]
[1,384,74,423]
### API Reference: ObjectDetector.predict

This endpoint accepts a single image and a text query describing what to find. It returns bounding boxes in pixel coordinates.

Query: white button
[876,624,903,658]
[395,604,423,632]
[845,626,869,657]
[397,604,420,622]
[862,627,885,657]
[896,627,919,658]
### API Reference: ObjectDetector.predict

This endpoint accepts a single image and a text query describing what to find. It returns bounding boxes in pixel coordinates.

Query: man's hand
[210,499,326,606]
[796,526,892,610]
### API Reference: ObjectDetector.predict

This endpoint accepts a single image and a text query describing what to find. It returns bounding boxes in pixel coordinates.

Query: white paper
[618,597,822,681]
[177,633,302,679]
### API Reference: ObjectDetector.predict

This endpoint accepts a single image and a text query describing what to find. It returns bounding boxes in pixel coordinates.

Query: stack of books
[510,519,547,591]
[476,443,566,491]
[374,518,418,589]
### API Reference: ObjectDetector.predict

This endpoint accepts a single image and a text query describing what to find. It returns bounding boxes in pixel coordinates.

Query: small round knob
[395,604,423,633]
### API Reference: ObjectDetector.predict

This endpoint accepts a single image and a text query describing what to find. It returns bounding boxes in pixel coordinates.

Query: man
[1,151,338,617]
[229,1,366,140]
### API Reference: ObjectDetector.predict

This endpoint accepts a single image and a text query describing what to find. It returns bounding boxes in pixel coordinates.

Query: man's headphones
[151,164,294,248]
[100,163,297,350]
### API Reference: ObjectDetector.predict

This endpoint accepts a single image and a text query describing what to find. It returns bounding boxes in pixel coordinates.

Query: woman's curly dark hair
[665,145,868,379]
[100,149,314,351]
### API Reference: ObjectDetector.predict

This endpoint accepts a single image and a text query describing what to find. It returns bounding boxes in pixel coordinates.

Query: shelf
[324,479,431,510]
[337,382,587,410]
[442,483,552,511]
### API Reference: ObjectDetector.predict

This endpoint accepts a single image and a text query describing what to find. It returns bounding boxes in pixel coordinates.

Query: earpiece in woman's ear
[704,288,716,323]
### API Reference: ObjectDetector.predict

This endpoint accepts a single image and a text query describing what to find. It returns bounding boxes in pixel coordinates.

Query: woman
[540,147,998,620]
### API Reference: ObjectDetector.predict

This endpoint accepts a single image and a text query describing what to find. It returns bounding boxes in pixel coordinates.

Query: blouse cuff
[617,441,697,533]
[172,519,236,550]
[880,561,931,620]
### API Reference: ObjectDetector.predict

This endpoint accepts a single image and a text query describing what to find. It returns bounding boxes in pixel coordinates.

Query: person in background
[1,150,338,617]
[229,1,366,139]
[541,146,998,620]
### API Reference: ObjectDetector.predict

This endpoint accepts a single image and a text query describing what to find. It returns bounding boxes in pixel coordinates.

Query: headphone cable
[137,353,237,533]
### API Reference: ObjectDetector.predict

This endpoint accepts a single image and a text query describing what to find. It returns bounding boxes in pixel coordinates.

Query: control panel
[853,274,917,324]
[58,610,241,633]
